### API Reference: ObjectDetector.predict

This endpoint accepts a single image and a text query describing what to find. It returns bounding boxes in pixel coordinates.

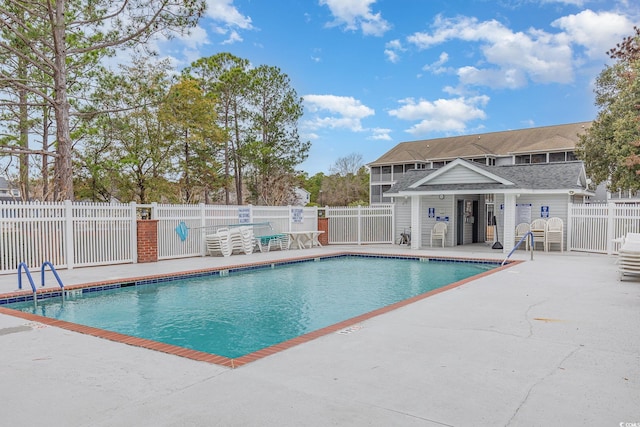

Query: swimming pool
[4,254,504,365]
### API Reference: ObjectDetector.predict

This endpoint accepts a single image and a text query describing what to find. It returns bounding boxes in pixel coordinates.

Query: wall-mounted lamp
[439,194,445,200]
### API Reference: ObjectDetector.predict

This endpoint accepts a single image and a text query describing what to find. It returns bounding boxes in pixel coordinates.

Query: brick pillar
[317,217,329,245]
[137,219,158,263]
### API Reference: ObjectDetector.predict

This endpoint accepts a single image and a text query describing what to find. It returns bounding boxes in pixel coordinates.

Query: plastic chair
[430,222,447,247]
[530,218,547,251]
[514,223,531,250]
[545,217,563,251]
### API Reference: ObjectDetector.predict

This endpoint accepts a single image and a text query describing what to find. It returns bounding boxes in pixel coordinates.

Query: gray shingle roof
[386,160,587,195]
[369,121,591,166]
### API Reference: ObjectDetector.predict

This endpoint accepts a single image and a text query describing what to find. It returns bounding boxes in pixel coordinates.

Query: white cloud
[422,51,449,74]
[369,128,392,141]
[206,0,253,29]
[205,0,253,44]
[303,94,375,132]
[221,30,243,44]
[388,96,489,135]
[407,15,575,88]
[552,9,636,59]
[319,0,390,36]
[384,39,404,63]
[175,25,210,49]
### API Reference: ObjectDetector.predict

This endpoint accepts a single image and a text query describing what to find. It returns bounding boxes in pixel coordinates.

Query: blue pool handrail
[501,231,534,266]
[41,261,64,289]
[17,262,37,293]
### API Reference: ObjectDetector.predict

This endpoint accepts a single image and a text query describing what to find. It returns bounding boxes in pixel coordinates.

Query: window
[10,189,20,197]
[531,153,546,164]
[515,155,530,164]
[567,151,577,161]
[549,152,565,162]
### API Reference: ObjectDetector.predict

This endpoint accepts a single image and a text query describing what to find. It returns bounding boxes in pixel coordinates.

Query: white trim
[408,159,514,188]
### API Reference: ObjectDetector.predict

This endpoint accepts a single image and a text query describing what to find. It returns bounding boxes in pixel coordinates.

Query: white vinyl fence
[10,200,632,275]
[0,201,321,275]
[1,201,137,274]
[155,204,319,260]
[568,203,640,254]
[326,204,394,244]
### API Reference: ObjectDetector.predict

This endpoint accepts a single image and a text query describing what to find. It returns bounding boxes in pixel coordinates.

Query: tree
[183,53,250,204]
[160,78,224,203]
[320,153,369,206]
[300,172,325,205]
[77,58,177,203]
[242,65,310,205]
[577,27,640,191]
[0,0,205,200]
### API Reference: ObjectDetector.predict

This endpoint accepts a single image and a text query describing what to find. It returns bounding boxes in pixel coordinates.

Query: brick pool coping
[0,252,521,368]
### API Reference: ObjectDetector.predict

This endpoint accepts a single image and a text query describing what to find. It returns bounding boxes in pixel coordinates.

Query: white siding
[420,196,454,247]
[394,200,411,242]
[509,194,569,248]
[428,165,496,185]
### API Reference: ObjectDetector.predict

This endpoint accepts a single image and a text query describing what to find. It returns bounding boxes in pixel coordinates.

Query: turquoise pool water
[7,256,497,358]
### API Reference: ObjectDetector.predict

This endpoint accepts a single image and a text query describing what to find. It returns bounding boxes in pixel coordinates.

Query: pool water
[8,256,496,358]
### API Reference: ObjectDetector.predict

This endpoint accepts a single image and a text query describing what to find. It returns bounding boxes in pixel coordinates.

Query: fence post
[130,202,138,263]
[200,203,207,256]
[64,200,74,270]
[357,205,362,245]
[607,202,615,255]
[567,203,573,252]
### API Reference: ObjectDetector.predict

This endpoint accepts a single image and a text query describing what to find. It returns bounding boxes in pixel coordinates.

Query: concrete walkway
[0,246,638,426]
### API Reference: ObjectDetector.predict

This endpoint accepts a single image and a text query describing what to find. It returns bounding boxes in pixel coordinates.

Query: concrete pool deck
[0,245,638,426]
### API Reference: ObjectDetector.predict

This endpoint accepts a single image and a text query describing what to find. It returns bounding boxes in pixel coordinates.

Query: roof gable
[409,159,514,188]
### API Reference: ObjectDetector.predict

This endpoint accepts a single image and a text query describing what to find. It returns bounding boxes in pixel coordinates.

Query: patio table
[284,231,324,249]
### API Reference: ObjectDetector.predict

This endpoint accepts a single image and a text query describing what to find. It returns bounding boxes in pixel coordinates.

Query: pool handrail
[17,262,37,293]
[501,231,534,266]
[41,261,64,289]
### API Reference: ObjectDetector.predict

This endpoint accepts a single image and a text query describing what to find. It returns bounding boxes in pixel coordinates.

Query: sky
[153,0,640,175]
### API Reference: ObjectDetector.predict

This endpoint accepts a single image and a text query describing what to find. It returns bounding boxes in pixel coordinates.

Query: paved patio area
[0,245,638,426]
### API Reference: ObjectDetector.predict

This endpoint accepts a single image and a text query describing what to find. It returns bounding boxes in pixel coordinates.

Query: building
[368,122,596,252]
[0,177,20,202]
[368,122,589,204]
[385,158,592,252]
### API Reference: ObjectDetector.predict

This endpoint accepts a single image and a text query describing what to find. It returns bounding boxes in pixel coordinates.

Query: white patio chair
[228,226,255,254]
[514,222,530,250]
[430,222,447,247]
[617,239,640,280]
[205,229,232,257]
[530,218,547,251]
[545,217,563,252]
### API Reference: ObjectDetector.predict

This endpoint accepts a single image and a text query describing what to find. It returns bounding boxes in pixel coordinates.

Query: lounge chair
[545,217,563,251]
[229,226,255,254]
[205,229,232,257]
[430,222,447,247]
[255,233,288,252]
[530,218,547,251]
[617,233,640,280]
[514,222,531,250]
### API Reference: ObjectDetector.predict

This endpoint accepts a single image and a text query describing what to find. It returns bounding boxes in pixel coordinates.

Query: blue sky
[155,0,639,175]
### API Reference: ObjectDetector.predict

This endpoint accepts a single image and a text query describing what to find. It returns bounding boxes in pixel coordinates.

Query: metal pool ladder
[17,261,65,294]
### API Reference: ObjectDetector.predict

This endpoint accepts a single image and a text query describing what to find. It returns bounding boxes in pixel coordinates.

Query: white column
[502,194,517,253]
[410,195,421,249]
